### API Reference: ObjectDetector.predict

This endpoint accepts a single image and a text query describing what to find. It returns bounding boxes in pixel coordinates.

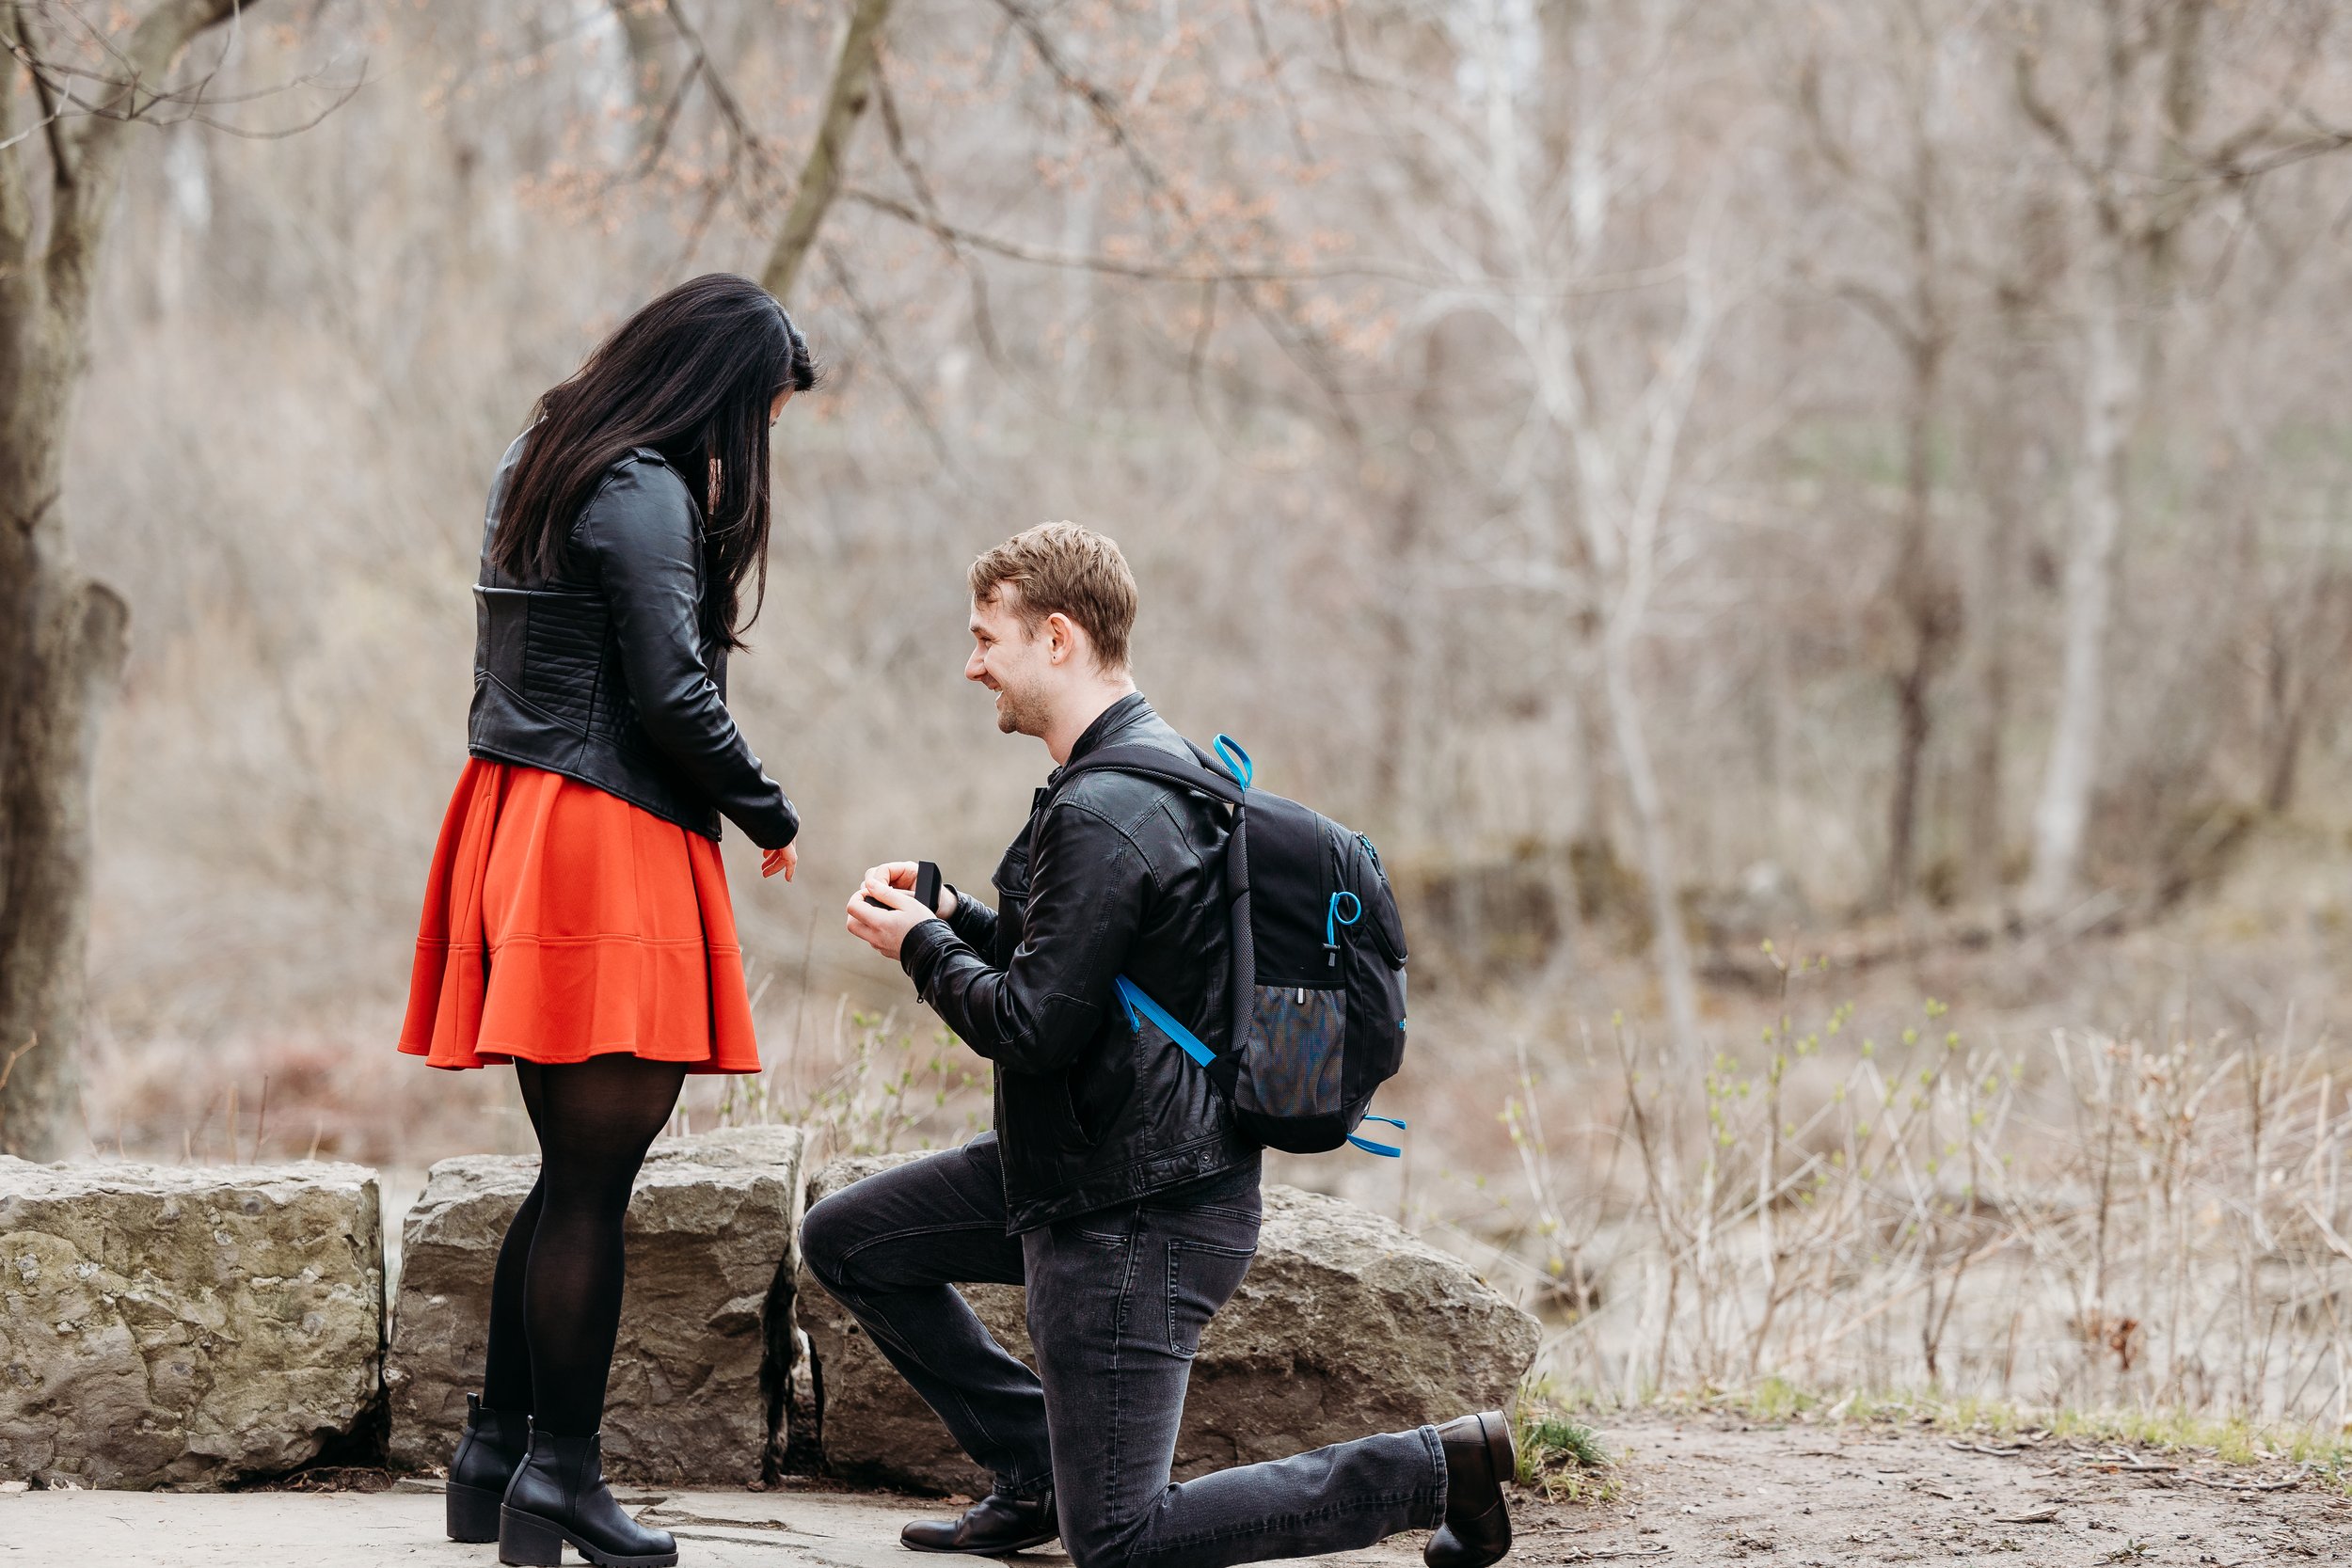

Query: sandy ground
[2,1415,2345,1567]
[1548,1413,2352,1565]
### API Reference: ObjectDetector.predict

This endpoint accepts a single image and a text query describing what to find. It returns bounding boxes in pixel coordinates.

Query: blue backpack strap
[1113,974,1219,1069]
[1347,1112,1406,1157]
[1121,972,1406,1159]
[1063,737,1256,1082]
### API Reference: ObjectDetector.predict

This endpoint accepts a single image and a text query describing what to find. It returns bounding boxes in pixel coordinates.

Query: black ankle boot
[446,1394,531,1543]
[900,1488,1059,1556]
[499,1429,677,1567]
[1424,1411,1515,1568]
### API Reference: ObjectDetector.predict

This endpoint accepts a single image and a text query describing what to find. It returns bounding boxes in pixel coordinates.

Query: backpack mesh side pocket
[1233,985,1345,1120]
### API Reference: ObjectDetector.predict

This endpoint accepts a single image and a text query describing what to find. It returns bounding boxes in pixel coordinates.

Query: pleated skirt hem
[397,758,762,1075]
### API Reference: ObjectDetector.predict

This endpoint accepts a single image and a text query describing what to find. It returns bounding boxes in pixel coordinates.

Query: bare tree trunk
[0,439,128,1157]
[2259,627,2307,815]
[2026,236,2135,913]
[1883,333,1950,906]
[0,0,264,1156]
[1602,625,1703,1062]
[761,0,898,302]
[611,0,683,153]
[1963,440,2019,895]
[1963,262,2047,899]
[1370,331,1445,824]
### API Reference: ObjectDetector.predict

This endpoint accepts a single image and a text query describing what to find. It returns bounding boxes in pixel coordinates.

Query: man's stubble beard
[994,674,1053,737]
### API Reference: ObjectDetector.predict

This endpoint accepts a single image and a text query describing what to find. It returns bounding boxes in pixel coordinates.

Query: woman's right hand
[763,844,798,880]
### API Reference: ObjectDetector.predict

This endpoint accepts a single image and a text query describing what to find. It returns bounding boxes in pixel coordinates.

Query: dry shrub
[1434,954,2352,1433]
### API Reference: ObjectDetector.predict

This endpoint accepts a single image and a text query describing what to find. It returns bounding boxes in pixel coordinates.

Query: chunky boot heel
[497,1507,567,1567]
[447,1393,532,1544]
[446,1481,503,1544]
[1425,1410,1516,1568]
[501,1428,678,1568]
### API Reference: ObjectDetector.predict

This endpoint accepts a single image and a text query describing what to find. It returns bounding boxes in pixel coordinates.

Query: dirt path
[2,1414,2344,1566]
[1535,1412,2351,1566]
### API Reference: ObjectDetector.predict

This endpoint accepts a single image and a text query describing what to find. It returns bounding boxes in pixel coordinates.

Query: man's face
[966,593,1055,736]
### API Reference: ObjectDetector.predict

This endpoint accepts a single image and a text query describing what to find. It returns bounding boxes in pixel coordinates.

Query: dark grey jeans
[800,1134,1448,1568]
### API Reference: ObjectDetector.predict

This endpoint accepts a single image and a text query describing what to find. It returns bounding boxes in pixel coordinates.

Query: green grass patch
[1510,1389,1623,1502]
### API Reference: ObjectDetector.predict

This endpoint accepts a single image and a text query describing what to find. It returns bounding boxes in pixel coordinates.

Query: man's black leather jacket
[466,433,799,847]
[899,693,1261,1231]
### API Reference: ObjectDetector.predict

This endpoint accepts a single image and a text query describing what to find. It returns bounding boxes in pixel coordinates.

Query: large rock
[799,1153,1540,1494]
[0,1157,384,1489]
[386,1124,803,1483]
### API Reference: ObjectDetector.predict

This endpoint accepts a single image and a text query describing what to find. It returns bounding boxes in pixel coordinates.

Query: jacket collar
[1057,690,1152,777]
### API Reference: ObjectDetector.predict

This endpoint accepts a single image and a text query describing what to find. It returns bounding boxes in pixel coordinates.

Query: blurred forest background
[9,0,2352,1426]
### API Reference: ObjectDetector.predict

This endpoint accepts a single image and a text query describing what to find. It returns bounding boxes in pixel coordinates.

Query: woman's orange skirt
[399,759,761,1074]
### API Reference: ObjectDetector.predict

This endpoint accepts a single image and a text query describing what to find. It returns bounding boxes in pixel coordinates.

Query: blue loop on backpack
[1361,1114,1406,1130]
[1326,891,1361,948]
[1212,735,1253,789]
[1346,1133,1403,1157]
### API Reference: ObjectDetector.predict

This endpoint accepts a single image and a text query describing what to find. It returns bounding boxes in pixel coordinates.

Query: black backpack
[1052,735,1411,1157]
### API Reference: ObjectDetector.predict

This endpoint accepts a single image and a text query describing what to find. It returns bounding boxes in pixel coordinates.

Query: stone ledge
[0,1157,385,1490]
[797,1152,1540,1494]
[385,1125,805,1483]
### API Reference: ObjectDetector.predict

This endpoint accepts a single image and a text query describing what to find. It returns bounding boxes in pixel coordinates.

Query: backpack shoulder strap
[1050,743,1246,807]
[1057,737,1254,1097]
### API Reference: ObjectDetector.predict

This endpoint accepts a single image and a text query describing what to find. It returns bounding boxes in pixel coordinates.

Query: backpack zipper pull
[1324,890,1361,968]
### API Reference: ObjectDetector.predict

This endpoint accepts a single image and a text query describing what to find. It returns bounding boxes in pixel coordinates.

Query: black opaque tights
[479,1054,687,1435]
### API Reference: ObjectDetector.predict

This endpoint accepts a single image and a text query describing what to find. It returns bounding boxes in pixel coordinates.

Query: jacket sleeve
[944,886,999,957]
[901,801,1148,1075]
[579,459,800,848]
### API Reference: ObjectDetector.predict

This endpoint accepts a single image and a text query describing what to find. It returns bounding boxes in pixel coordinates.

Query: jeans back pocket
[1164,1237,1256,1357]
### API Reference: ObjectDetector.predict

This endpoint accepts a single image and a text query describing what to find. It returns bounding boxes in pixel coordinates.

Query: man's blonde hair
[969,521,1138,671]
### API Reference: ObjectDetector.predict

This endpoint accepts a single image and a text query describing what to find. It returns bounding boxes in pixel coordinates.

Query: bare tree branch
[47,0,257,315]
[0,24,27,267]
[1240,0,1312,163]
[660,0,778,191]
[988,0,1361,439]
[758,0,897,302]
[818,238,950,467]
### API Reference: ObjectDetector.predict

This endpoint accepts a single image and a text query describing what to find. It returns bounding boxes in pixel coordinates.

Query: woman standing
[399,274,813,1568]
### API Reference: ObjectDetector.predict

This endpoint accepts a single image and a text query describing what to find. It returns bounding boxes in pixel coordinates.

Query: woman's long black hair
[493,273,816,649]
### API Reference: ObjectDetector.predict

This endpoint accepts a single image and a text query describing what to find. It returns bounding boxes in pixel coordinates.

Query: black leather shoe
[1424,1411,1515,1568]
[499,1429,677,1567]
[446,1394,530,1543]
[900,1489,1059,1556]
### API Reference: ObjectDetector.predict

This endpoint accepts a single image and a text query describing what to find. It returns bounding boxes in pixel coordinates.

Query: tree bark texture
[0,0,256,1157]
[761,0,898,303]
[1883,330,1952,908]
[2026,237,2135,914]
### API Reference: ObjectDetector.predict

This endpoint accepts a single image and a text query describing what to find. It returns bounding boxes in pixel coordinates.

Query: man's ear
[1043,611,1080,668]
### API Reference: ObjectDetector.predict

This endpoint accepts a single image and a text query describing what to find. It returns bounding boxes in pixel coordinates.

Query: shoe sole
[900,1529,1062,1557]
[446,1481,502,1543]
[501,1504,680,1567]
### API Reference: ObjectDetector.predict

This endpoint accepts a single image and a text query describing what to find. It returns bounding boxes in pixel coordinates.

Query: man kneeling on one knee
[818,521,1515,1568]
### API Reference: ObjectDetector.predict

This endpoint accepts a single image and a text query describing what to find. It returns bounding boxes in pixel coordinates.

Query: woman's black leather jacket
[466,433,799,847]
